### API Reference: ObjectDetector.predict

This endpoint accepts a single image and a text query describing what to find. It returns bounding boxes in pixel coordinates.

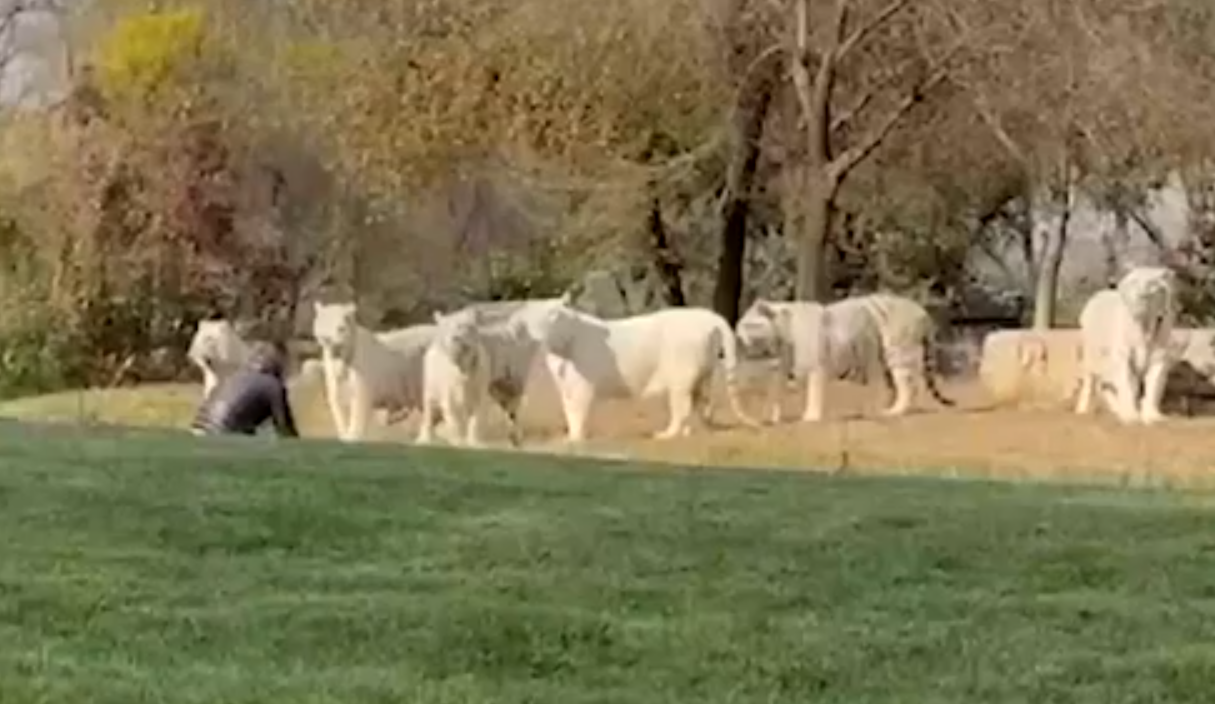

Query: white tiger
[440,297,565,446]
[1073,265,1178,425]
[188,319,250,398]
[312,301,436,441]
[736,292,954,423]
[188,318,324,398]
[417,308,492,447]
[523,294,760,442]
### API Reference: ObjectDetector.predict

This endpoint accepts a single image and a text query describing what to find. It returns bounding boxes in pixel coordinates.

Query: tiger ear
[432,310,445,324]
[559,290,574,306]
[752,299,776,319]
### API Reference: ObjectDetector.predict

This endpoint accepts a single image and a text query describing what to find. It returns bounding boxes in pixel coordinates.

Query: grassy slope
[0,384,199,427]
[0,424,1213,702]
[0,383,330,430]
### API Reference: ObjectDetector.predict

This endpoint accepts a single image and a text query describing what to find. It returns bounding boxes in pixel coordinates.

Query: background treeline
[0,0,1213,397]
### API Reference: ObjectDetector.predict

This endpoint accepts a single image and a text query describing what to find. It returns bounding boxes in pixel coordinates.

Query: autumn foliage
[0,0,1212,396]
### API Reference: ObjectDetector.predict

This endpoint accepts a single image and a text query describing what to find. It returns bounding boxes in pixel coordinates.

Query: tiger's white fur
[188,318,325,397]
[1074,266,1178,424]
[523,294,760,442]
[417,308,492,447]
[188,319,252,398]
[736,292,954,423]
[312,301,436,441]
[442,297,566,446]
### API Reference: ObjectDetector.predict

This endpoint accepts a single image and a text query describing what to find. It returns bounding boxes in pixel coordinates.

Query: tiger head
[1116,266,1177,333]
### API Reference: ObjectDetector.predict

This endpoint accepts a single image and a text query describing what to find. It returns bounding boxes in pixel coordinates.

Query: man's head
[248,341,288,378]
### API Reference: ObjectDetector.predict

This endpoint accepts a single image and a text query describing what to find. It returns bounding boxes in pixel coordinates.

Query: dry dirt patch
[3,374,1215,487]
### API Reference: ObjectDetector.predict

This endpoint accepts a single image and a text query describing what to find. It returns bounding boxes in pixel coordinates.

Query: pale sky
[0,3,68,106]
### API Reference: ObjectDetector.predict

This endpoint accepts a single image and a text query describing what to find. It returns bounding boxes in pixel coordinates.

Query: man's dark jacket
[191,364,299,438]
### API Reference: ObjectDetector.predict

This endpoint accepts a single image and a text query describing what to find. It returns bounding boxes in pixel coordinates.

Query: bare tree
[946,0,1101,327]
[707,0,781,323]
[951,0,1215,325]
[1031,156,1075,328]
[784,0,964,301]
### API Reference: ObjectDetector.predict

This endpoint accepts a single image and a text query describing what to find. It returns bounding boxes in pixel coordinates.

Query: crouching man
[191,341,299,438]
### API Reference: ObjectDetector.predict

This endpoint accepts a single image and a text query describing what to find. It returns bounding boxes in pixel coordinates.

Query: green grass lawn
[0,422,1214,702]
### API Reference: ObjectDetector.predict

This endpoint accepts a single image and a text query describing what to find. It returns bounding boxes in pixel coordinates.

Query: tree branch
[789,0,814,126]
[970,91,1027,168]
[828,42,965,182]
[743,42,783,84]
[836,0,910,62]
[800,0,850,162]
[975,238,1020,285]
[1126,207,1168,251]
[833,0,852,45]
[830,88,873,134]
[830,63,910,134]
[923,3,1028,171]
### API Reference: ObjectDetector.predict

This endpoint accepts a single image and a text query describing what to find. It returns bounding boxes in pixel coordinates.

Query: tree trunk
[646,195,685,306]
[795,180,835,301]
[784,0,957,303]
[711,58,777,324]
[1032,185,1073,329]
[1017,209,1038,294]
[1103,208,1127,285]
[711,197,746,321]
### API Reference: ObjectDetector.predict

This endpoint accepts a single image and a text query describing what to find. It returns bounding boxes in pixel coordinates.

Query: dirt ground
[6,364,1215,488]
[283,365,1215,488]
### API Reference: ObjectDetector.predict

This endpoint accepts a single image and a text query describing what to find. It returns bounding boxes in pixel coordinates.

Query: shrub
[93,8,209,107]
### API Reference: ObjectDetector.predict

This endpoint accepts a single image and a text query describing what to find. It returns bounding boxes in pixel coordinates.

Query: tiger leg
[882,365,916,417]
[1140,352,1170,425]
[1102,357,1140,424]
[801,367,826,422]
[766,351,790,425]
